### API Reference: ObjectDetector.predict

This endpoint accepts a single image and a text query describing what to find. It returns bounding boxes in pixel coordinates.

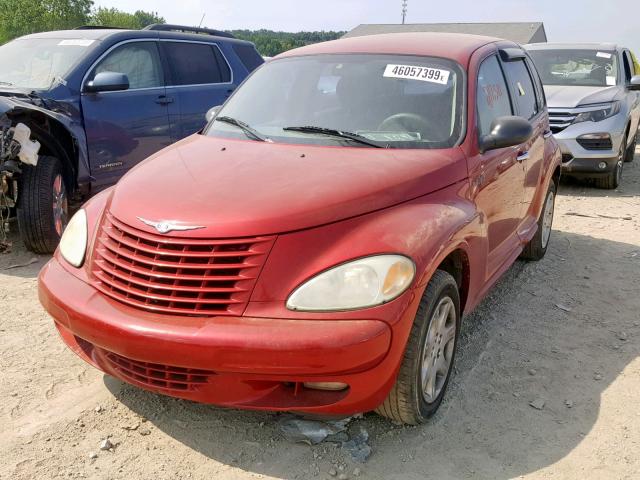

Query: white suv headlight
[286,255,415,312]
[59,209,87,267]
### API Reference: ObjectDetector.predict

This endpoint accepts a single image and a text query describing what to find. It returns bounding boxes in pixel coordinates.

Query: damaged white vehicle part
[12,123,40,166]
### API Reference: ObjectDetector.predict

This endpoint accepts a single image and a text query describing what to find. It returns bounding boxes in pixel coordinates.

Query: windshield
[205,54,464,149]
[0,38,95,90]
[528,49,619,87]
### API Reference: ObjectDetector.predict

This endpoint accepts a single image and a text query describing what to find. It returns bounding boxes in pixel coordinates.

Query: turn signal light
[303,382,349,391]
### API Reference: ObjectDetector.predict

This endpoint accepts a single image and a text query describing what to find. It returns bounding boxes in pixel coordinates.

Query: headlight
[286,255,415,311]
[573,101,621,124]
[59,209,87,267]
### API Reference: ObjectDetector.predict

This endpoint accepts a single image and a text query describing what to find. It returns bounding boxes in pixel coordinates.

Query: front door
[502,55,547,231]
[81,40,172,188]
[470,54,526,279]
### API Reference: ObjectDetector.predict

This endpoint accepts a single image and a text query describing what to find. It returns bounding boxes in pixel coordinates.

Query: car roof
[277,32,508,65]
[525,42,620,51]
[18,28,253,46]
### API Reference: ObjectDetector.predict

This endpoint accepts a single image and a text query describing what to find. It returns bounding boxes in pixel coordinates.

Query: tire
[624,133,636,163]
[520,181,557,261]
[594,141,624,190]
[17,156,69,254]
[376,270,461,425]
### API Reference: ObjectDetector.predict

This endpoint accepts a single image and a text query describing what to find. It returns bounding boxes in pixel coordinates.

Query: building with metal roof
[343,22,547,45]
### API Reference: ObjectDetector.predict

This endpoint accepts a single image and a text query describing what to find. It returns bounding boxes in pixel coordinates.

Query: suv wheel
[376,270,460,425]
[624,133,637,163]
[594,143,624,189]
[521,181,556,261]
[17,156,69,253]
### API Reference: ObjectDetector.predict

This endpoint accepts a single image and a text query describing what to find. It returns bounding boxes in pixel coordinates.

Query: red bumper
[39,259,415,414]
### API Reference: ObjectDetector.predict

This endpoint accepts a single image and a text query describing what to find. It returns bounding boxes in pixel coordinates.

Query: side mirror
[85,72,129,93]
[479,116,533,153]
[628,75,640,91]
[206,105,222,123]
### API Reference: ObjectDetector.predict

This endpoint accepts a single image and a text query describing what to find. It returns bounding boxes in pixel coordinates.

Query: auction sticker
[383,64,450,85]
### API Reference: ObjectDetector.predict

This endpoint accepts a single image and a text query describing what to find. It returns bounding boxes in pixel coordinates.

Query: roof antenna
[401,0,408,24]
[198,13,206,28]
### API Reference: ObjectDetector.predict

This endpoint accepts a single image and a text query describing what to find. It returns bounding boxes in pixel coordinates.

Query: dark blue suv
[0,24,263,252]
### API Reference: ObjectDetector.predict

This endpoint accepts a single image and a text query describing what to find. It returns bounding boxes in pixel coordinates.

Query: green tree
[0,0,93,43]
[90,7,164,29]
[228,29,346,56]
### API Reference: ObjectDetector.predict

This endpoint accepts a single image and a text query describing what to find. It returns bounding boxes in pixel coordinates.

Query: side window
[525,56,546,111]
[232,44,264,72]
[503,59,538,120]
[477,55,513,137]
[92,42,163,90]
[163,42,231,85]
[622,51,633,80]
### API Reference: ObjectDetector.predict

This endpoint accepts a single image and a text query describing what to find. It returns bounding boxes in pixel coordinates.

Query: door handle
[155,95,174,105]
[543,130,553,139]
[516,151,530,162]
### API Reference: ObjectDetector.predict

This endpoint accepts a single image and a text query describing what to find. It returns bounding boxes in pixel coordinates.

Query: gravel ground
[1,149,639,480]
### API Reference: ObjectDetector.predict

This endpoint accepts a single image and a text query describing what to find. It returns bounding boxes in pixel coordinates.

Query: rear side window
[503,59,538,120]
[163,42,231,85]
[477,55,513,137]
[232,44,264,71]
[92,41,163,89]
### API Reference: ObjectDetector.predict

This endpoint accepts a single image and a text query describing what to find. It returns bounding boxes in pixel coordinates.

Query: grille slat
[91,213,274,316]
[104,351,215,391]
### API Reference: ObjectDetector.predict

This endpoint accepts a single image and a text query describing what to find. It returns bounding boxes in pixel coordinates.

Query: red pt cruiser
[39,33,561,425]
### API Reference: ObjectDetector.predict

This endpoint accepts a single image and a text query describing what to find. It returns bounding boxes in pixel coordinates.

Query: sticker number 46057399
[383,64,450,85]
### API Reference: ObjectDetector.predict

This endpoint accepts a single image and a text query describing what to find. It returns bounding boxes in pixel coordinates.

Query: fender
[0,95,90,191]
[248,178,486,320]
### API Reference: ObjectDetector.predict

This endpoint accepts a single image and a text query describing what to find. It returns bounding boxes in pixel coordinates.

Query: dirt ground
[1,149,639,480]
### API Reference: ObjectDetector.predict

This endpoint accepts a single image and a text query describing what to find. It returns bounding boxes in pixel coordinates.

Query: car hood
[544,85,622,108]
[108,135,467,238]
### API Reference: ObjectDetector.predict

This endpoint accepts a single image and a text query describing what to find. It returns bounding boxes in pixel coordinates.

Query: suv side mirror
[206,105,222,123]
[85,72,129,93]
[479,116,533,153]
[629,75,640,91]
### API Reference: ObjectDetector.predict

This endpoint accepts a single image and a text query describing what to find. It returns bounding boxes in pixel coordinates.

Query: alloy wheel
[541,189,555,249]
[420,296,457,403]
[52,174,69,236]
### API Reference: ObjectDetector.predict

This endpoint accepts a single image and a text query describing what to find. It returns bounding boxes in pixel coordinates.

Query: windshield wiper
[282,126,387,148]
[215,116,268,142]
[0,81,14,86]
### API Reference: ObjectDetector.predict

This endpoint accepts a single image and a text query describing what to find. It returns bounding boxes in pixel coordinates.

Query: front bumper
[39,258,414,415]
[553,115,625,176]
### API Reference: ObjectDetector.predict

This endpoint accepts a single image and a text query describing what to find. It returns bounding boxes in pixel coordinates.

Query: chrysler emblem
[137,217,205,234]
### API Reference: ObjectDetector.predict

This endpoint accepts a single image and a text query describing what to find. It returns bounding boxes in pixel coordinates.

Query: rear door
[161,41,235,139]
[501,53,547,231]
[81,40,172,188]
[470,54,526,278]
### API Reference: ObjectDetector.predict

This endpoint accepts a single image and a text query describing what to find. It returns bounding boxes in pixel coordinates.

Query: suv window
[622,51,633,80]
[232,44,264,71]
[503,59,538,120]
[477,55,513,137]
[163,42,231,85]
[93,42,163,90]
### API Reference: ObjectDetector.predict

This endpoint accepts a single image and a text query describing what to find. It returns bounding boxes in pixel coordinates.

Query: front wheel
[376,270,460,425]
[17,156,69,253]
[521,181,556,261]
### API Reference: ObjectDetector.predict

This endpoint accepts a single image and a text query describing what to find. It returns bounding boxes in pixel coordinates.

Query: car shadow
[104,226,640,480]
[559,149,640,198]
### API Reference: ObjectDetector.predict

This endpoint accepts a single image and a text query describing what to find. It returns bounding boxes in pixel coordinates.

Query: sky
[94,0,640,54]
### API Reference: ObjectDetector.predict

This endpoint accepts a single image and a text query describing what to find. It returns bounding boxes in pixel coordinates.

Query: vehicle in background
[526,43,640,189]
[0,24,263,253]
[40,32,561,425]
